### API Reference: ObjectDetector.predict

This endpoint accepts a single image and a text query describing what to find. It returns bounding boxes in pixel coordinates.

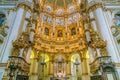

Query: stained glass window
[0,14,5,27]
[57,9,63,15]
[114,14,120,27]
[68,17,73,24]
[69,6,75,13]
[73,14,77,22]
[56,19,64,25]
[60,20,64,25]
[46,6,52,12]
[43,15,47,22]
[47,17,52,24]
[56,19,60,25]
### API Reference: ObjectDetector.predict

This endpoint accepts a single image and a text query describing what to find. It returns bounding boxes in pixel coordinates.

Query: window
[69,6,75,13]
[60,19,64,25]
[56,18,64,25]
[57,9,63,15]
[0,14,5,27]
[47,17,52,24]
[68,17,73,24]
[114,14,120,27]
[73,14,78,22]
[46,6,52,12]
[43,15,47,22]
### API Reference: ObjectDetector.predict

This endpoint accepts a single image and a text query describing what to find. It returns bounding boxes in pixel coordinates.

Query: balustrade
[90,56,113,72]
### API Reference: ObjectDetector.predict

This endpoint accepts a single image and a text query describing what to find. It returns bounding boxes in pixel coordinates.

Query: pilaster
[29,58,38,80]
[81,58,90,80]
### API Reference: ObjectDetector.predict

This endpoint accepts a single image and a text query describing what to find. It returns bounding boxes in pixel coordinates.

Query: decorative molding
[0,63,7,67]
[115,63,120,67]
[16,2,33,12]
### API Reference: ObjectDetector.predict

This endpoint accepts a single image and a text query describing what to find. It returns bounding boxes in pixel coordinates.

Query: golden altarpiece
[0,0,120,80]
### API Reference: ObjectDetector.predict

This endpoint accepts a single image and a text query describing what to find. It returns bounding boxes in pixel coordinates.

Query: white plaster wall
[116,68,120,79]
[0,68,5,80]
[0,9,9,62]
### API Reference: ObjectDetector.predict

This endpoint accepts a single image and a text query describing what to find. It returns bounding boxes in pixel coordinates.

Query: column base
[2,68,8,80]
[29,73,38,80]
[2,77,7,80]
[81,75,90,80]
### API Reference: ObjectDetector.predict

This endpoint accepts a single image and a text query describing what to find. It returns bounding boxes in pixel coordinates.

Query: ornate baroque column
[66,60,71,76]
[29,58,38,80]
[84,21,95,62]
[49,60,54,76]
[93,2,119,62]
[81,51,90,80]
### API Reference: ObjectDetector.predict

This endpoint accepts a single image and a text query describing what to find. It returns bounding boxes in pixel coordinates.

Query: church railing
[8,56,30,73]
[8,56,30,80]
[90,56,113,73]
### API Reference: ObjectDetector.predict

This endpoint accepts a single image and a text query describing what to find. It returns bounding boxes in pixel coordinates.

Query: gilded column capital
[89,37,107,49]
[87,2,103,14]
[100,47,108,56]
[12,47,20,56]
[111,25,120,36]
[16,2,33,12]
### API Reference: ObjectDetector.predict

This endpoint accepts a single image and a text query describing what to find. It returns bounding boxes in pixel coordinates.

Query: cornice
[87,2,103,13]
[16,1,33,12]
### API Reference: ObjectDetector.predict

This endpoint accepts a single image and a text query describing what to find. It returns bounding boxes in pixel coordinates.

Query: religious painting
[58,30,63,37]
[44,27,49,35]
[71,28,76,35]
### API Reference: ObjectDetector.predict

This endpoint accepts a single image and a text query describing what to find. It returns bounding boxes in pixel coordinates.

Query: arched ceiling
[40,0,81,7]
[39,0,81,16]
[34,0,85,53]
[47,0,76,7]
